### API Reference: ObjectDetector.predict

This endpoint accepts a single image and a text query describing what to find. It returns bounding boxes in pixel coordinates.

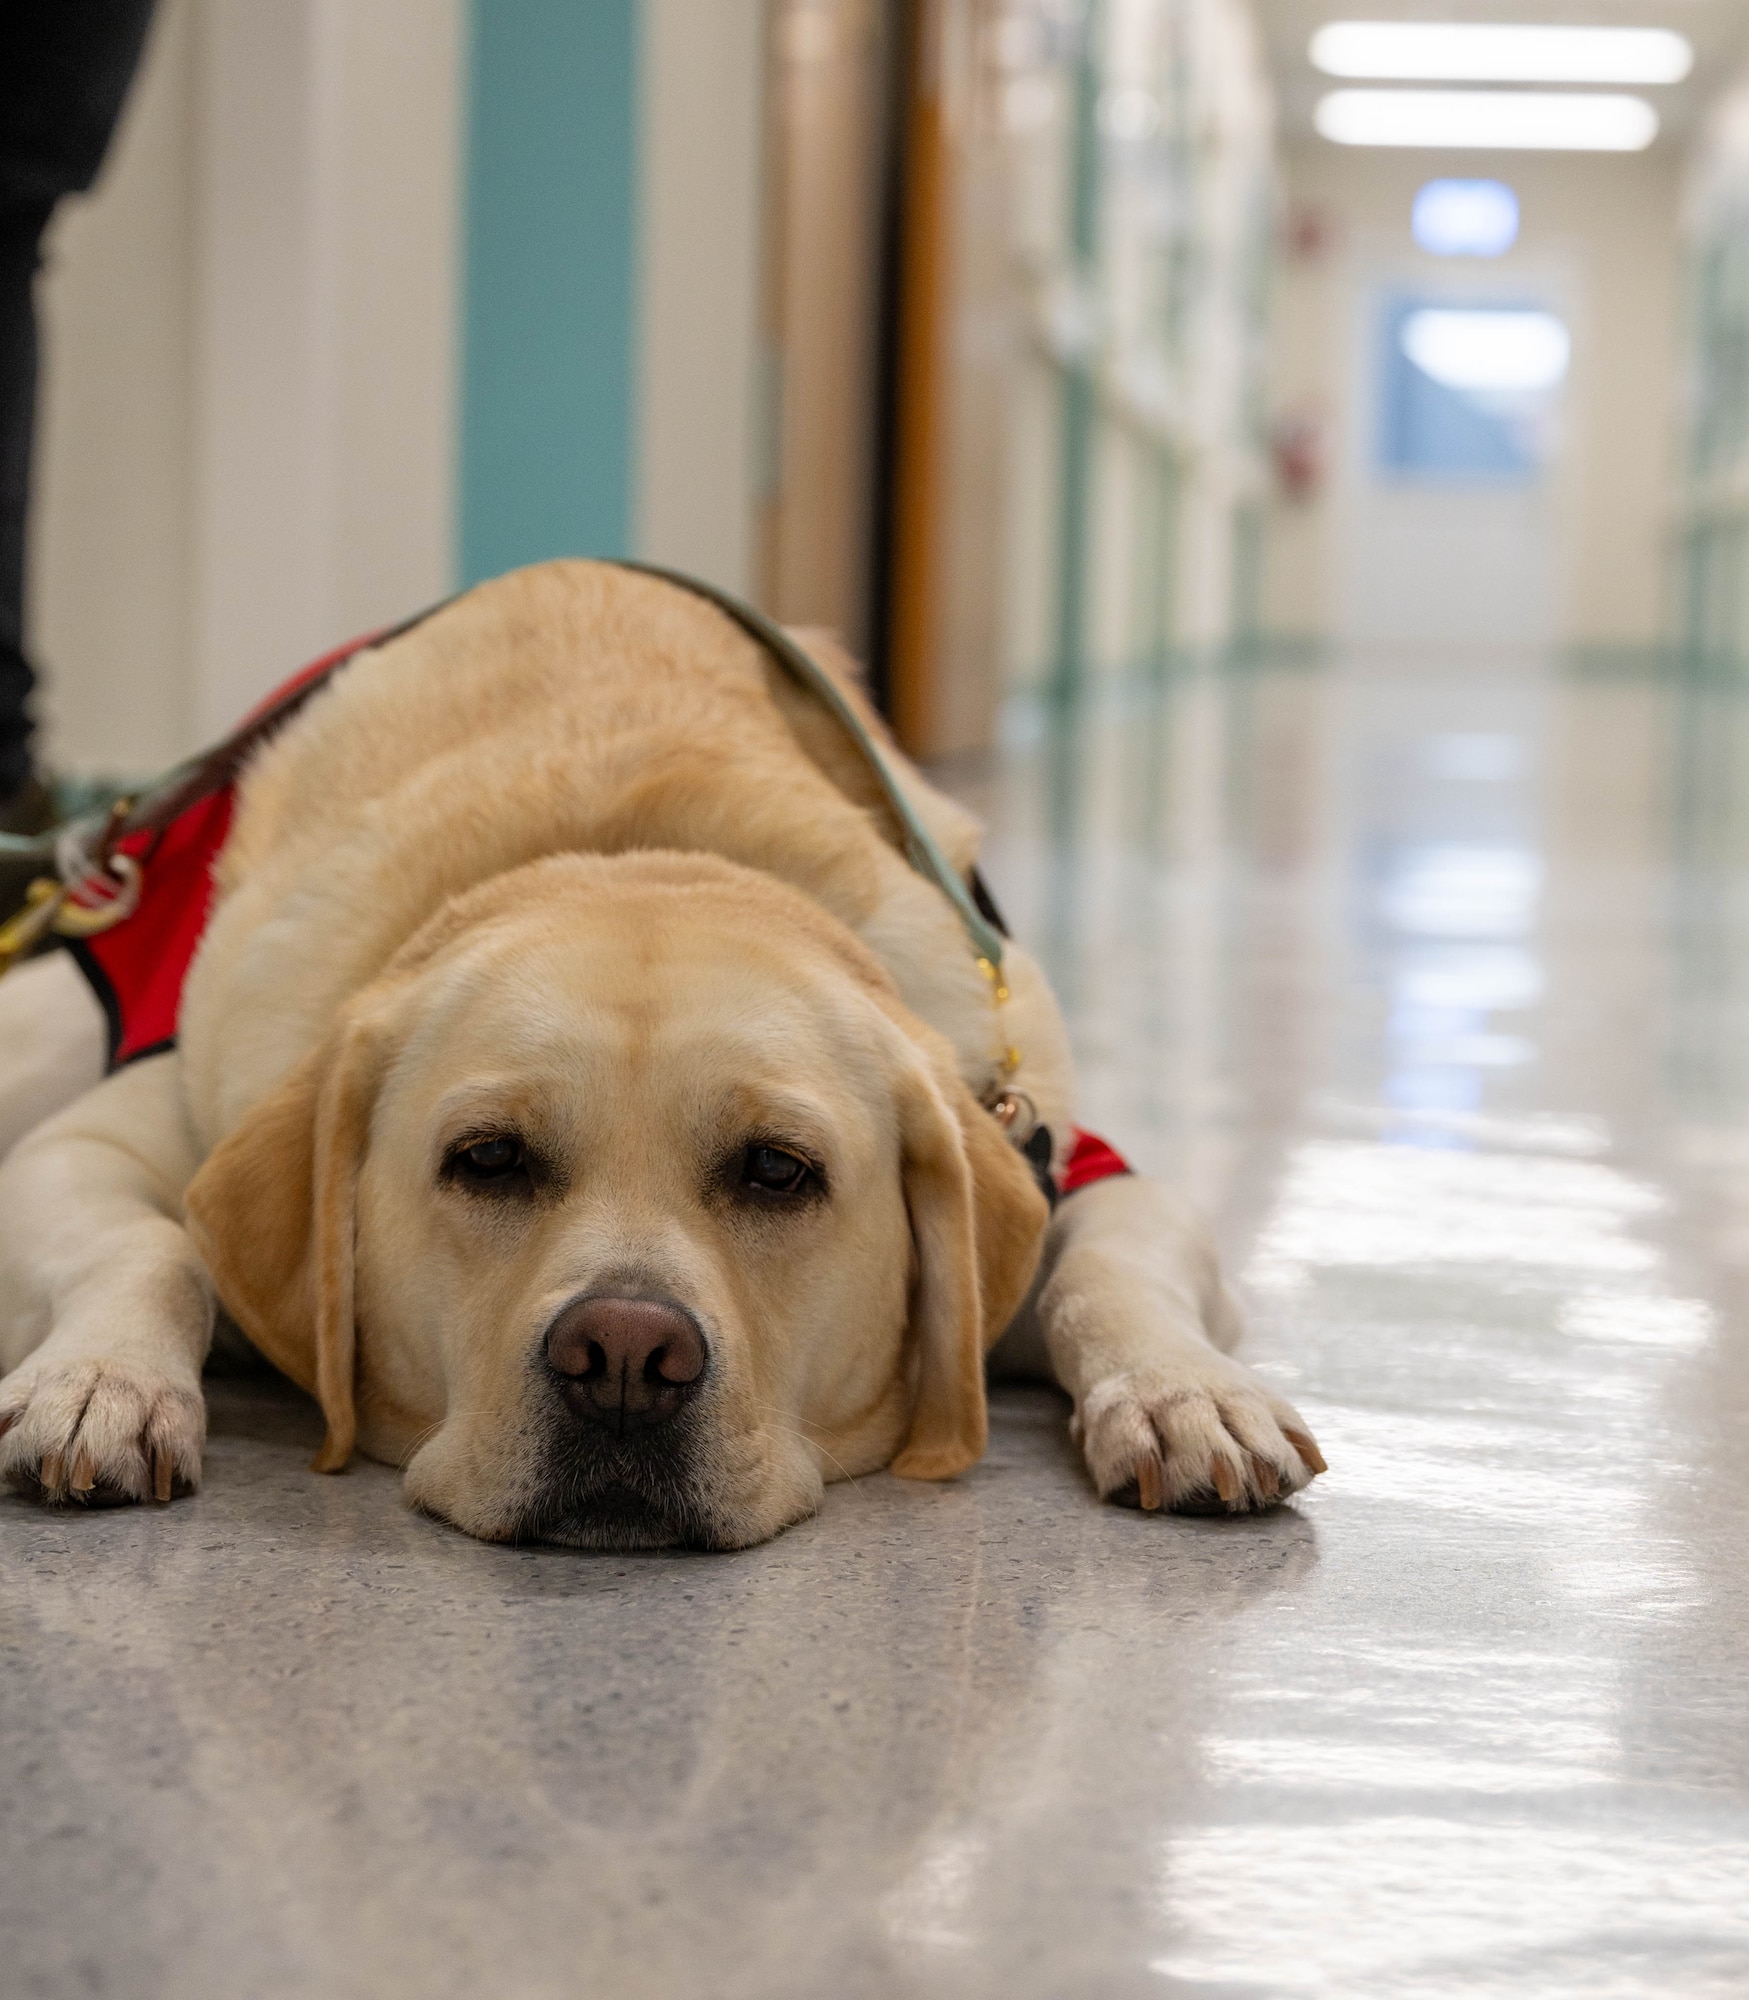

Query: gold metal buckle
[0,878,71,974]
[0,849,144,979]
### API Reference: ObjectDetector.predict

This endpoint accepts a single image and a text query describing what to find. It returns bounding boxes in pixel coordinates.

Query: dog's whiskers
[394,1407,489,1468]
[748,1407,865,1493]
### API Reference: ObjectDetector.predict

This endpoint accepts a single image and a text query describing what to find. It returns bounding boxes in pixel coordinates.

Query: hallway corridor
[5,653,1748,1998]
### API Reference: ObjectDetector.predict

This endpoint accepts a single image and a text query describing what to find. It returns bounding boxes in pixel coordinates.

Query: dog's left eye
[740,1144,815,1196]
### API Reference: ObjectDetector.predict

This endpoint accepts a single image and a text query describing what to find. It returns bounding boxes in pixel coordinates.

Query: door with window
[1338,274,1574,657]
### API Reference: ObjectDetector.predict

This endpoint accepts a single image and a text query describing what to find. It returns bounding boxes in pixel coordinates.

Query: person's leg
[0,0,159,820]
[0,197,51,812]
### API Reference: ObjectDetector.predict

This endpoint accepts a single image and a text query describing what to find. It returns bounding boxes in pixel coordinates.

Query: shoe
[0,772,57,838]
[0,773,62,929]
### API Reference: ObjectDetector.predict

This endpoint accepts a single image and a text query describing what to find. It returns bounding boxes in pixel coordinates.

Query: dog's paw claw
[0,1358,204,1508]
[1283,1424,1327,1477]
[1135,1448,1165,1512]
[1078,1368,1323,1518]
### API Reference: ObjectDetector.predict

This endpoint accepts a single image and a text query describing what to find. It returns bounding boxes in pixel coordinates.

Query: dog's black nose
[545,1296,707,1429]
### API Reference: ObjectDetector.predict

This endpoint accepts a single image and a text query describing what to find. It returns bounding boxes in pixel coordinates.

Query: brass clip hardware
[0,846,144,981]
[0,878,71,975]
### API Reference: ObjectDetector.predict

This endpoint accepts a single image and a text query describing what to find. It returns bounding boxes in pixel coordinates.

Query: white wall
[1676,64,1749,666]
[1264,142,1682,657]
[194,0,463,738]
[636,0,765,596]
[31,0,463,774]
[32,0,768,783]
[31,0,198,773]
[977,0,1277,706]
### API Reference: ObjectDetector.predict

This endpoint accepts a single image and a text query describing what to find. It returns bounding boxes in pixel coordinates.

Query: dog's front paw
[1072,1363,1325,1516]
[0,1355,204,1506]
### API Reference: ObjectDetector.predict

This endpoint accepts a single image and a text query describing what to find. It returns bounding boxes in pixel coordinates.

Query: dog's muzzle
[526,1293,715,1548]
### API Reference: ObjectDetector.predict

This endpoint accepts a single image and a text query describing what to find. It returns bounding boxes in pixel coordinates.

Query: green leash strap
[616,562,1005,972]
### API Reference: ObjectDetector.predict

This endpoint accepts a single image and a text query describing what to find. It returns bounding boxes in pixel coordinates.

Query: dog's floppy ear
[184,1006,390,1474]
[889,1054,1050,1481]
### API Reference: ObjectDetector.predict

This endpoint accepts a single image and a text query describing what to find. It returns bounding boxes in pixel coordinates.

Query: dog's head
[185,852,1047,1548]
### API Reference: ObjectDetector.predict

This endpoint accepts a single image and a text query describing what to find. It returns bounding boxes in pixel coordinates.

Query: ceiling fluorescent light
[1413,179,1519,257]
[1316,90,1658,151]
[1310,22,1692,86]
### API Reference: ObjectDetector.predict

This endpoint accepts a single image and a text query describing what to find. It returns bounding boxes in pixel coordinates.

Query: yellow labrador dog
[0,562,1321,1547]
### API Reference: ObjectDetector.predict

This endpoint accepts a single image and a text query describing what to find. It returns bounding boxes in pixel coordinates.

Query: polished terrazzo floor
[6,655,1749,1998]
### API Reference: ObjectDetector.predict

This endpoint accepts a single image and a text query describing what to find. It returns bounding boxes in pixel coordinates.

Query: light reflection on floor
[949,654,1749,1997]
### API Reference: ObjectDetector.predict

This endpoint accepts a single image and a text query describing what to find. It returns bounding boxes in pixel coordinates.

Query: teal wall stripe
[459,0,639,585]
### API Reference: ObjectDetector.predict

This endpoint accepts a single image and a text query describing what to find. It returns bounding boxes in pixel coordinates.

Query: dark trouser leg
[0,201,51,803]
[0,0,159,807]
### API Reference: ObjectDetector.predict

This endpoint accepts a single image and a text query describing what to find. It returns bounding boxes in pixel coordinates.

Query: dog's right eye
[446,1135,526,1183]
[739,1144,817,1196]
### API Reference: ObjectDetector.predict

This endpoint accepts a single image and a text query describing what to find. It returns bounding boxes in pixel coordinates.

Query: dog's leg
[0,950,106,1157]
[0,1050,212,1504]
[998,1173,1325,1514]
